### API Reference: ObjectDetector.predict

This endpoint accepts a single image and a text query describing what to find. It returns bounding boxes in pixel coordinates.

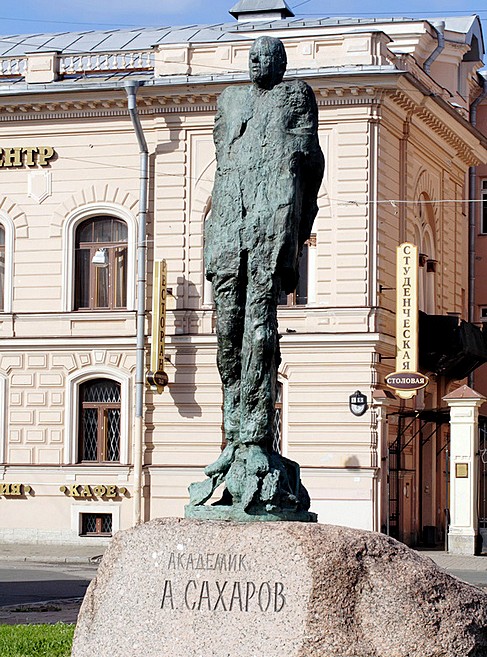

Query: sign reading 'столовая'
[160,550,286,612]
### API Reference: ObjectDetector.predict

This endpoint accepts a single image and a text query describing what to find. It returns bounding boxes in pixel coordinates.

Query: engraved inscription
[167,552,249,572]
[161,579,286,612]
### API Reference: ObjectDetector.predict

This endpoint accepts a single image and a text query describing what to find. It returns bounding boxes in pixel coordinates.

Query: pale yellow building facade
[0,9,486,546]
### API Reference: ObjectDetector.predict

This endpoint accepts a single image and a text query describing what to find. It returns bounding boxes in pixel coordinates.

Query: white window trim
[481,180,487,235]
[480,306,487,322]
[64,366,131,466]
[307,235,317,305]
[0,210,14,314]
[277,373,289,457]
[0,374,6,464]
[62,202,137,312]
[422,223,436,315]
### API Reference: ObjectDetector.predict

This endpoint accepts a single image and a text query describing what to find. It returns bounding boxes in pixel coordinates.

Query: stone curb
[0,597,84,612]
[0,554,102,564]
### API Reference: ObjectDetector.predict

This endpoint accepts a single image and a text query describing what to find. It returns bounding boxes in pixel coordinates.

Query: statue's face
[249,38,286,89]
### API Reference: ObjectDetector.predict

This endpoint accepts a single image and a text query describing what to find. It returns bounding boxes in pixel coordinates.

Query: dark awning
[419,312,487,379]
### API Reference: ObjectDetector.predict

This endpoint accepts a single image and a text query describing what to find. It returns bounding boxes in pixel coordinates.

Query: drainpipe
[424,21,445,75]
[125,81,149,526]
[468,73,487,387]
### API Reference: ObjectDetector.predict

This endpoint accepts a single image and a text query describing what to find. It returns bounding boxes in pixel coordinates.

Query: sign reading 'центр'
[0,147,56,167]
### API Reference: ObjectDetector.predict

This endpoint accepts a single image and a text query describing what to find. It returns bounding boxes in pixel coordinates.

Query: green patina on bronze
[185,36,324,522]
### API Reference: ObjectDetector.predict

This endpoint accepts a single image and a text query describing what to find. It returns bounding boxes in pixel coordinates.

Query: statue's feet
[204,443,236,477]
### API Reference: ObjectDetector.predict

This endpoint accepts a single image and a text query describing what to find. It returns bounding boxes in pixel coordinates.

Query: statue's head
[249,36,287,89]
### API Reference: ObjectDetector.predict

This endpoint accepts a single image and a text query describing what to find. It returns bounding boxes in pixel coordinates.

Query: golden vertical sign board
[146,260,169,393]
[385,242,429,399]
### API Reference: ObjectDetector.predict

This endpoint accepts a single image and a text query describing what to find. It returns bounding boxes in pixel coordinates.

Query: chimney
[229,0,295,22]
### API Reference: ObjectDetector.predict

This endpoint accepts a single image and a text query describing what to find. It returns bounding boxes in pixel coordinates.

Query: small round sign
[146,370,169,389]
[385,371,429,392]
[349,390,368,417]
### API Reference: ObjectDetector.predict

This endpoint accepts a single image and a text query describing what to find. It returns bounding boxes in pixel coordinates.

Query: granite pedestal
[71,518,487,657]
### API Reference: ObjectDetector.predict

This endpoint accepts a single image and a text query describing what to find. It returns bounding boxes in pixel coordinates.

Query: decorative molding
[388,89,482,166]
[51,184,138,238]
[0,93,219,120]
[28,170,52,204]
[0,197,28,239]
[58,200,138,312]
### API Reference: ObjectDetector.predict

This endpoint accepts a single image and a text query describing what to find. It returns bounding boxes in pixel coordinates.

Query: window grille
[80,513,112,536]
[272,382,283,454]
[78,379,121,463]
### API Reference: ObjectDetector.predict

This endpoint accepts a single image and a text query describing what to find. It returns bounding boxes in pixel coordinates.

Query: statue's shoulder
[280,79,315,100]
[217,84,250,109]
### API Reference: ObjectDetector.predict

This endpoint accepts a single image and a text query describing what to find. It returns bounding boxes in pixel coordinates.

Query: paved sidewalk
[416,549,487,572]
[1,542,486,570]
[0,542,486,570]
[0,542,107,564]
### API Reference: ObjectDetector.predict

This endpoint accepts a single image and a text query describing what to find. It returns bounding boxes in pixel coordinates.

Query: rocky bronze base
[184,503,317,523]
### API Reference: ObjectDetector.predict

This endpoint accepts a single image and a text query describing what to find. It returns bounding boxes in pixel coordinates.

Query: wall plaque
[455,463,469,478]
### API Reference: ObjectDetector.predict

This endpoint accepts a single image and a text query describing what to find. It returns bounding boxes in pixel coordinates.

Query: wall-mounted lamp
[92,248,108,266]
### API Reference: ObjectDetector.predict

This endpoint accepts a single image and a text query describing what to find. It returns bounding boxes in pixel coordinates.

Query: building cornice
[388,87,485,165]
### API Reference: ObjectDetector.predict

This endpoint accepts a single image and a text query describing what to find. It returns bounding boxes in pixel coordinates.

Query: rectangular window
[279,241,311,306]
[480,306,487,322]
[481,180,487,234]
[80,513,112,536]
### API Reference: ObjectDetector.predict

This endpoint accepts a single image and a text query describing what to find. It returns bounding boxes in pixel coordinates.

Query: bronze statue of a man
[187,36,324,519]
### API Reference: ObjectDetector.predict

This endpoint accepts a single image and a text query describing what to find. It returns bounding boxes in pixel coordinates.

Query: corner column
[443,384,485,555]
[372,389,396,534]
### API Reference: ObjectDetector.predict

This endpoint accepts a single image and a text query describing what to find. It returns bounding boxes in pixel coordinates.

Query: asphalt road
[0,561,97,607]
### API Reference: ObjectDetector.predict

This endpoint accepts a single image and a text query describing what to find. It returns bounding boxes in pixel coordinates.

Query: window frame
[481,180,487,235]
[279,236,316,307]
[0,374,6,464]
[0,211,14,314]
[62,203,136,312]
[75,217,128,311]
[80,512,113,537]
[78,378,121,464]
[65,368,131,466]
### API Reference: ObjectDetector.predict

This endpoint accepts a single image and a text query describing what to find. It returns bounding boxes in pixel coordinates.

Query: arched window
[416,194,437,315]
[75,217,128,310]
[0,225,4,312]
[78,378,121,463]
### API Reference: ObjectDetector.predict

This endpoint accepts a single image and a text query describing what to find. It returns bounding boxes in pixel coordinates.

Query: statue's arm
[290,82,325,247]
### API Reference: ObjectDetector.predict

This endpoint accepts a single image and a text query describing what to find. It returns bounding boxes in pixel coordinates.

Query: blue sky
[0,1,485,55]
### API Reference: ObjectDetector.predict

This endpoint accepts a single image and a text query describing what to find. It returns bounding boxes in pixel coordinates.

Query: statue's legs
[204,265,245,477]
[239,255,280,447]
